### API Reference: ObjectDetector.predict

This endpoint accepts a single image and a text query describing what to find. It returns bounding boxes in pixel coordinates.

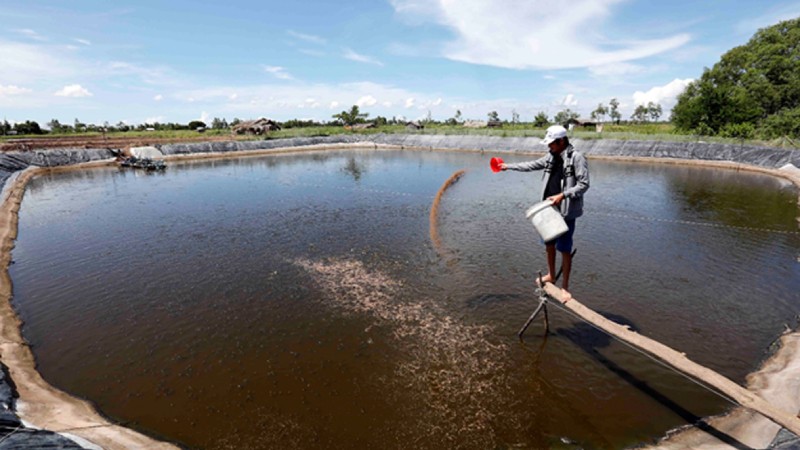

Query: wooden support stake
[517,296,548,340]
[542,282,800,436]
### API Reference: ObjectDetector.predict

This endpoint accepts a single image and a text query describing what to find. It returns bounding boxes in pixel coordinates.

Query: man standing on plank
[500,125,590,300]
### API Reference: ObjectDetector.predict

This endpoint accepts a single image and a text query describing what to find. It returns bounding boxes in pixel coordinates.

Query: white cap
[540,125,568,145]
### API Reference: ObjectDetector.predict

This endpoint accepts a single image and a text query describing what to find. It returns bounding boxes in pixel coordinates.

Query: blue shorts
[543,218,576,253]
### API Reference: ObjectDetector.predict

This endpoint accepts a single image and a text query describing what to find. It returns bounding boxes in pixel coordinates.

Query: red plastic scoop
[490,157,504,173]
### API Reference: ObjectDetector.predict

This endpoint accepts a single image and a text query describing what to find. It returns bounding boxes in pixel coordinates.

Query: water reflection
[9,150,800,449]
[341,156,366,181]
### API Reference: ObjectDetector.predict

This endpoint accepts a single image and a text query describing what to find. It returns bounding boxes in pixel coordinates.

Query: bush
[719,122,756,139]
[694,123,715,136]
[757,107,800,139]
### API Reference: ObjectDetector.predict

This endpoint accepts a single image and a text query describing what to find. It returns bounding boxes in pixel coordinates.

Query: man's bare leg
[560,250,572,302]
[537,244,557,286]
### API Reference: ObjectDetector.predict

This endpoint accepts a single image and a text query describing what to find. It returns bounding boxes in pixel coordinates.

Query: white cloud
[589,62,645,77]
[229,93,238,100]
[106,61,179,86]
[200,111,210,123]
[405,97,415,108]
[263,65,293,80]
[154,94,163,101]
[0,85,32,96]
[356,95,377,107]
[329,101,340,109]
[144,116,165,124]
[382,101,393,107]
[55,84,92,97]
[390,0,690,70]
[559,94,578,107]
[632,78,693,112]
[287,30,327,45]
[343,48,384,66]
[13,29,47,41]
[74,38,91,46]
[0,41,80,84]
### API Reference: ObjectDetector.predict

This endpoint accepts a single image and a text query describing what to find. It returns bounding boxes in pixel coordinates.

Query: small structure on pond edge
[231,117,281,135]
[113,146,166,171]
[344,122,376,131]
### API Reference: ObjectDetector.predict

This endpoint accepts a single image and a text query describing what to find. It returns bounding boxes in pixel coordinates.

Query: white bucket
[525,200,569,242]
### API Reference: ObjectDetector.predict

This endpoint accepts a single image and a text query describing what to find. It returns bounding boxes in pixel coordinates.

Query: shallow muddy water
[10,149,800,449]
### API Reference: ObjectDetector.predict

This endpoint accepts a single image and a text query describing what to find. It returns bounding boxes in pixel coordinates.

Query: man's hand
[499,162,507,171]
[547,193,565,205]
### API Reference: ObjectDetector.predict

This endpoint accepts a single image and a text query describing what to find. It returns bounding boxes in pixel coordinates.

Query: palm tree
[332,105,369,126]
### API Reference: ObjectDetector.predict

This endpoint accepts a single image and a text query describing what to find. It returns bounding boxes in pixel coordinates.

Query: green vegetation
[332,105,369,126]
[4,121,790,148]
[672,17,800,140]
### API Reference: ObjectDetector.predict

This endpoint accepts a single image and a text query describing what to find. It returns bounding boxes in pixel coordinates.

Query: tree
[553,108,579,125]
[672,17,800,136]
[487,111,500,122]
[511,109,520,124]
[609,98,621,124]
[14,120,43,135]
[74,118,85,132]
[630,104,649,123]
[0,120,10,135]
[47,119,63,133]
[211,117,228,129]
[590,103,608,122]
[533,111,549,127]
[332,105,368,125]
[446,110,463,125]
[647,102,662,122]
[188,120,206,130]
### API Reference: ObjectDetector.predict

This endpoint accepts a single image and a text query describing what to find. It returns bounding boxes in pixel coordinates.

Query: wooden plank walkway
[540,282,800,436]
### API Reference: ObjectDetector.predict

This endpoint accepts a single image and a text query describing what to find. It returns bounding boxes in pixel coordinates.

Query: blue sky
[1,0,799,126]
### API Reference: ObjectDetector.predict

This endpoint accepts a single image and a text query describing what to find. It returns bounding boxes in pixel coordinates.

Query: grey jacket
[505,145,590,219]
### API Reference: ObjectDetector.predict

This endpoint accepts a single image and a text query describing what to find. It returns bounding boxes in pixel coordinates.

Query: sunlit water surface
[10,149,800,449]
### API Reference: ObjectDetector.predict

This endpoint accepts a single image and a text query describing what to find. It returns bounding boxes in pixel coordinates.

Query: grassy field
[2,123,797,149]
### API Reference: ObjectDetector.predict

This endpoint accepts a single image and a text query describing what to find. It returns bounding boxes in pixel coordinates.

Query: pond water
[9,149,800,449]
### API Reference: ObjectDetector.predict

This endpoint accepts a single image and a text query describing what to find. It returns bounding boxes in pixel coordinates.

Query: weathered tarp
[0,148,115,191]
[129,146,164,160]
[158,134,800,170]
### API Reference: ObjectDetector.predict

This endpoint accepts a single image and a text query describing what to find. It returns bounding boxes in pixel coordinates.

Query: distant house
[406,121,424,130]
[345,122,376,131]
[232,117,281,135]
[487,120,503,128]
[463,120,488,128]
[566,117,603,132]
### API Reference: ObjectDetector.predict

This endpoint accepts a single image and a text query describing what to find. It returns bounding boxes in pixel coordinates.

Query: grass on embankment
[2,123,797,149]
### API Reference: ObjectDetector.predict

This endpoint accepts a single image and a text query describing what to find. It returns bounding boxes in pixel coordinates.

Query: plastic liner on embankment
[156,134,800,170]
[0,136,798,185]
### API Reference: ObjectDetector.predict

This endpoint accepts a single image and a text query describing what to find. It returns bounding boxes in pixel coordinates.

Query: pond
[9,148,800,449]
